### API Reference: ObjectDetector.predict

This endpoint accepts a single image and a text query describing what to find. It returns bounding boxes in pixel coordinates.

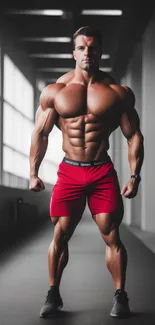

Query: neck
[74,65,100,85]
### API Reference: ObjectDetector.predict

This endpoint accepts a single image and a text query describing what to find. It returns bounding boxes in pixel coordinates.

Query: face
[73,35,102,72]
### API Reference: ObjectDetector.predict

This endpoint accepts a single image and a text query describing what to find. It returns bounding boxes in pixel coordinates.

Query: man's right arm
[29,87,58,191]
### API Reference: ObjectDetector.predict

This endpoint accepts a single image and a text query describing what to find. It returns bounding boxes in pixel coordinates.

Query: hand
[29,176,45,192]
[121,178,140,199]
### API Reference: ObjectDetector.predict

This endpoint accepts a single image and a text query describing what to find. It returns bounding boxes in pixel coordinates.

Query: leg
[40,161,86,317]
[93,205,131,317]
[92,198,126,290]
[40,213,83,318]
[87,163,127,290]
[87,163,130,317]
[105,228,127,291]
[55,244,69,288]
[49,162,86,289]
[48,215,80,288]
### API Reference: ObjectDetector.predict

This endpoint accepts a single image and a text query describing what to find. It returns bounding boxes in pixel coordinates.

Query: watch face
[131,175,141,182]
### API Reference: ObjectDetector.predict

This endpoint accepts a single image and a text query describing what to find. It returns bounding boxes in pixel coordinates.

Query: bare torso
[45,70,128,162]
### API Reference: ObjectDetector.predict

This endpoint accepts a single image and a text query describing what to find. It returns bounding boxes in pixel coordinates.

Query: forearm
[29,130,48,178]
[127,131,144,175]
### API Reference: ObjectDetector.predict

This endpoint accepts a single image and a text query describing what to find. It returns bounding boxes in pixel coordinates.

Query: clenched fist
[121,178,140,199]
[29,176,45,192]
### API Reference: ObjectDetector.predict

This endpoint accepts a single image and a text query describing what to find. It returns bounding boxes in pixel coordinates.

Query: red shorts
[50,157,121,217]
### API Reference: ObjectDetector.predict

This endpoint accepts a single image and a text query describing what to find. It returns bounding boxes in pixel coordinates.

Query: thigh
[50,186,86,218]
[88,166,123,217]
[92,211,122,237]
[50,163,86,218]
[51,214,83,243]
[92,194,124,235]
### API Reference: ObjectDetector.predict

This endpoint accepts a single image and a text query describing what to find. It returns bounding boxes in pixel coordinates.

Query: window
[3,55,34,186]
[3,55,63,188]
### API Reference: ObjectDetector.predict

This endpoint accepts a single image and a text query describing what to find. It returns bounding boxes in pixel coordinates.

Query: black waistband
[62,156,111,167]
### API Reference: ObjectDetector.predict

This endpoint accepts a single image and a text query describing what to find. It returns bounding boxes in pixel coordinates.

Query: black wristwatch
[131,175,141,182]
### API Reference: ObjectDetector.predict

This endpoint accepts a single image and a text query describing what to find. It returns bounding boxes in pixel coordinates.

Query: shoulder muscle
[110,84,135,110]
[40,83,65,110]
[121,85,135,108]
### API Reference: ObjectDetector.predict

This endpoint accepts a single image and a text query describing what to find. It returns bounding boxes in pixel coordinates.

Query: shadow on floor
[36,310,155,325]
[0,218,50,260]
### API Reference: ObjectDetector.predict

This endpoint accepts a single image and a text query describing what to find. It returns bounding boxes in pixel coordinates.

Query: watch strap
[131,174,141,181]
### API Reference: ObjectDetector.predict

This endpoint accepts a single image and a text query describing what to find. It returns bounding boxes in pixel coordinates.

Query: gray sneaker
[40,288,63,318]
[110,290,131,318]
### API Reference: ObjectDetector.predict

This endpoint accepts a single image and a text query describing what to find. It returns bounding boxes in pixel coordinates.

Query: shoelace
[115,291,129,303]
[45,290,61,304]
[45,290,55,303]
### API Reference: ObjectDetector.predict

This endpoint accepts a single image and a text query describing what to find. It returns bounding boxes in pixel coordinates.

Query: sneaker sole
[110,312,131,318]
[40,305,63,318]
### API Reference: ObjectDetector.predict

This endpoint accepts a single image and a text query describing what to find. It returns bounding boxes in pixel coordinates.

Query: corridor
[0,214,154,325]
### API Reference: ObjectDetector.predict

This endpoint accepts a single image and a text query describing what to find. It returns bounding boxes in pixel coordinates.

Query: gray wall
[113,11,155,232]
[0,18,53,236]
[141,15,155,231]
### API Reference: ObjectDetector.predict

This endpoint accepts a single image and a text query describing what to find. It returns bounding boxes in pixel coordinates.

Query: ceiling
[1,1,155,85]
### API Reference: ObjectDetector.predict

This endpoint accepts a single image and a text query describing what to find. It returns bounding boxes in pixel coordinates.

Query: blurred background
[1,3,155,325]
[0,1,155,245]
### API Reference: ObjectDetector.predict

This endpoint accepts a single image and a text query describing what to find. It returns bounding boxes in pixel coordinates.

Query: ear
[73,50,76,61]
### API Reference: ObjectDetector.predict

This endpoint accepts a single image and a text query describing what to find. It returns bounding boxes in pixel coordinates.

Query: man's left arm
[119,86,144,198]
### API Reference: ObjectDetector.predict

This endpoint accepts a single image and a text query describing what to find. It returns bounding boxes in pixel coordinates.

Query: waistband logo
[65,160,79,166]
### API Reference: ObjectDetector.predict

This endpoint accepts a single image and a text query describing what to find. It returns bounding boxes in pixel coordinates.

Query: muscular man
[29,26,144,318]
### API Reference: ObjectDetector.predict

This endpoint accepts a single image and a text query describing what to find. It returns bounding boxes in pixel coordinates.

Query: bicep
[34,105,58,136]
[119,86,140,139]
[120,107,140,140]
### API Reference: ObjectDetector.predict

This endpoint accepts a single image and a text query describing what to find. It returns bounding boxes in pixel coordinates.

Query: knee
[106,239,121,252]
[94,213,113,235]
[53,224,69,252]
[103,224,127,254]
[104,228,122,249]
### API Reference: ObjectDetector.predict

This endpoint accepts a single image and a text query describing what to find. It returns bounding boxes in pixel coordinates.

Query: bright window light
[37,67,73,72]
[31,54,109,59]
[30,53,109,59]
[100,67,112,72]
[81,10,122,16]
[20,37,71,43]
[3,146,30,179]
[4,55,34,120]
[37,80,46,91]
[5,9,64,16]
[101,54,110,59]
[30,53,73,59]
[40,130,64,184]
[3,54,63,186]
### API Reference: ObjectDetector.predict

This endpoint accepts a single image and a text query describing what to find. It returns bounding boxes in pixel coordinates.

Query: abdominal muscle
[60,114,110,162]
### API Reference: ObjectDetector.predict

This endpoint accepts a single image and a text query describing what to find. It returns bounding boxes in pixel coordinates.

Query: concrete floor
[127,224,155,254]
[0,215,155,325]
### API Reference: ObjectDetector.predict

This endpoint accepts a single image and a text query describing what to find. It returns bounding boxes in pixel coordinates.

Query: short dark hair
[73,26,102,49]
